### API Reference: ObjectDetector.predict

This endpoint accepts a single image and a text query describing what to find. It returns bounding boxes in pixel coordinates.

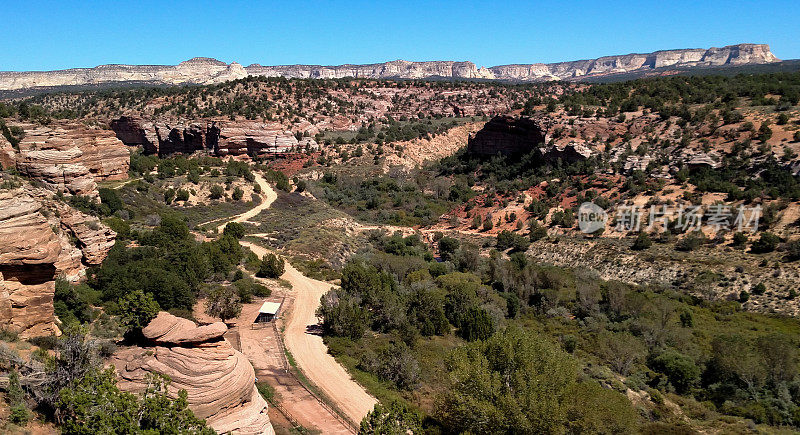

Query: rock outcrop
[0,44,780,90]
[0,192,61,338]
[0,135,15,170]
[57,205,116,266]
[111,117,214,156]
[112,312,274,435]
[467,115,547,156]
[13,123,129,196]
[540,141,595,164]
[111,117,316,158]
[109,116,160,154]
[216,121,302,156]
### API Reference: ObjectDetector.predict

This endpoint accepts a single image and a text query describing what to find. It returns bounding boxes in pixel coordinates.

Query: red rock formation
[111,117,216,156]
[57,205,116,266]
[110,116,159,154]
[0,192,61,338]
[112,312,274,434]
[14,123,129,196]
[216,121,300,156]
[0,134,15,170]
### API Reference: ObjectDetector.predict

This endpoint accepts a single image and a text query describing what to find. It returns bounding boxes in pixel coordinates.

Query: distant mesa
[0,43,781,91]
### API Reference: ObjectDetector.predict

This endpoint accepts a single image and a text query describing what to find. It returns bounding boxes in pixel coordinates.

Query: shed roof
[258,301,281,315]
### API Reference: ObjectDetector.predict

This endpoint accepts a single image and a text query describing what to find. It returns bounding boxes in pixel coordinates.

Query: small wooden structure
[254,301,281,324]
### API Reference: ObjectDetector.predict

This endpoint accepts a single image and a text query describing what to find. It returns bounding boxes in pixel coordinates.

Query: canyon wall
[0,189,116,337]
[0,193,61,338]
[110,116,317,157]
[0,44,780,90]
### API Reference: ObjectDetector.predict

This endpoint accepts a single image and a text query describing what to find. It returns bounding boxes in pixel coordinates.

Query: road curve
[202,172,278,232]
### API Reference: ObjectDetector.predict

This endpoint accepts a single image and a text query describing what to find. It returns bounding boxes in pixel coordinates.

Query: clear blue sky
[2,0,798,71]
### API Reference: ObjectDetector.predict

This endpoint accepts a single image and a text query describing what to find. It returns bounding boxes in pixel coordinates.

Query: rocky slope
[0,44,780,90]
[111,312,274,435]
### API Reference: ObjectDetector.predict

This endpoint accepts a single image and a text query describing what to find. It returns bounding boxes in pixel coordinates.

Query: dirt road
[200,172,278,232]
[235,298,353,434]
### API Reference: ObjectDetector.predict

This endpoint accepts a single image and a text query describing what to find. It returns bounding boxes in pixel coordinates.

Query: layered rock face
[247,59,495,80]
[467,115,547,156]
[0,135,15,170]
[216,120,311,156]
[14,123,129,196]
[111,117,316,157]
[0,44,779,90]
[112,312,274,435]
[57,205,116,266]
[0,193,61,338]
[109,116,160,154]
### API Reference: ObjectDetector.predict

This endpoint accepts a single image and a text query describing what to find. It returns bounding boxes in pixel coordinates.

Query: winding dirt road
[201,172,278,232]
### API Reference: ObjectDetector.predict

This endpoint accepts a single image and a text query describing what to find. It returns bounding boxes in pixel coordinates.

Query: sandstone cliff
[111,312,274,435]
[467,115,547,156]
[0,181,118,337]
[0,44,780,90]
[111,116,317,157]
[0,192,61,338]
[490,43,780,81]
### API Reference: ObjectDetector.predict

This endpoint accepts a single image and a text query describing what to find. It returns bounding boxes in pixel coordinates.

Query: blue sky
[2,0,798,71]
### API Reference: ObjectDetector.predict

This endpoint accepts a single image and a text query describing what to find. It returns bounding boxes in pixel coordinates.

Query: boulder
[112,312,274,435]
[142,311,228,345]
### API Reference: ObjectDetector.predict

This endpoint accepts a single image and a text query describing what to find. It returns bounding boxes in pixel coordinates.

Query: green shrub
[209,184,224,200]
[458,307,495,342]
[232,186,244,201]
[256,253,285,279]
[751,232,779,253]
[648,350,700,394]
[631,232,652,250]
[175,189,190,202]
